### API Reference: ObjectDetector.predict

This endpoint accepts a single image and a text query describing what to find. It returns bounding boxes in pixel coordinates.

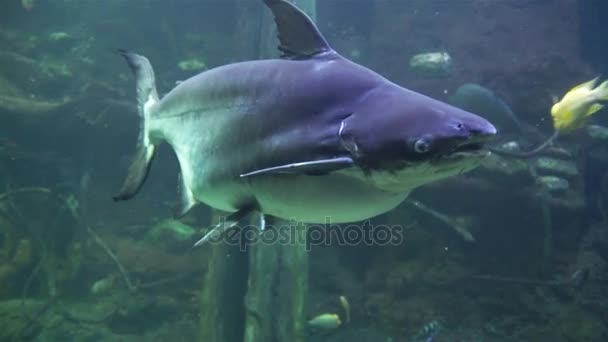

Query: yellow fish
[551,77,608,133]
[307,313,342,329]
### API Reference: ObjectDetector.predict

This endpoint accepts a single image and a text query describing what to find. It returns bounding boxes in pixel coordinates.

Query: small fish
[308,313,342,329]
[551,77,608,133]
[409,52,452,76]
[571,268,589,288]
[21,0,34,11]
[490,78,608,158]
[90,276,115,295]
[413,320,440,342]
[339,295,351,324]
[0,137,18,149]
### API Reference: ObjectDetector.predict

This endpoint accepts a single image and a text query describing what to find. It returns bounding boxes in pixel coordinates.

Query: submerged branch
[0,187,52,202]
[406,199,475,242]
[85,225,135,292]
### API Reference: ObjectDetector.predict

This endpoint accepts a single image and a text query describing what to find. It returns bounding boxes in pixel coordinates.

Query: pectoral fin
[586,103,604,117]
[240,157,354,177]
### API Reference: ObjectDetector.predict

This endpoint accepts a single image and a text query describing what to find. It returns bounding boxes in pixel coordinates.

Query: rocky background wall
[1,0,607,341]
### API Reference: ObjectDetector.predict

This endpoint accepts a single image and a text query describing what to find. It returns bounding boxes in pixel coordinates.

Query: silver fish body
[113,0,496,243]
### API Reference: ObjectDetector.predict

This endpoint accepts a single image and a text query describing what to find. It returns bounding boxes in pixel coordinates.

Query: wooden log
[243,219,308,342]
[198,210,249,342]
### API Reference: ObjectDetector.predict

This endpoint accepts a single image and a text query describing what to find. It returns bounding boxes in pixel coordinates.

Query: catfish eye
[414,138,430,153]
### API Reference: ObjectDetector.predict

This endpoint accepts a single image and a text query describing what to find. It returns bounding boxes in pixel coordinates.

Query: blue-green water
[1,0,607,341]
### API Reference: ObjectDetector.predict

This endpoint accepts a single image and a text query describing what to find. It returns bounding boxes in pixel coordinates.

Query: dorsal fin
[263,0,332,59]
[569,77,599,93]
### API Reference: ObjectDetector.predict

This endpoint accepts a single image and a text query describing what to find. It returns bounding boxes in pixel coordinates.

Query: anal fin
[259,213,282,232]
[174,172,197,218]
[259,212,267,231]
[193,205,256,247]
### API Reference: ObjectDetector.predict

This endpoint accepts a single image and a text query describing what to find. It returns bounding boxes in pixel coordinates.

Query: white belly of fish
[249,173,409,223]
[178,153,408,223]
[188,172,409,224]
[171,141,407,223]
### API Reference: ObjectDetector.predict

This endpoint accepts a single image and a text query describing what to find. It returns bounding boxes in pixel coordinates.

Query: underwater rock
[534,157,579,177]
[307,326,392,342]
[448,83,522,132]
[0,51,76,113]
[537,176,569,193]
[111,237,205,277]
[0,215,14,260]
[0,235,33,298]
[37,298,143,341]
[0,74,72,115]
[107,294,182,334]
[46,32,76,50]
[12,239,33,268]
[0,51,72,81]
[0,75,23,97]
[143,319,197,341]
[409,52,452,77]
[481,152,529,175]
[0,264,17,298]
[146,218,197,248]
[63,298,119,323]
[0,299,46,340]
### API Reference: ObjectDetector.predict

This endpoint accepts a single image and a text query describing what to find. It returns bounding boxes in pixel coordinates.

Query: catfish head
[339,84,497,192]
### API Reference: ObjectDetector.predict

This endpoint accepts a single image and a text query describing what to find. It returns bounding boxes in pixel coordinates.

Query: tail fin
[594,80,608,102]
[113,50,159,201]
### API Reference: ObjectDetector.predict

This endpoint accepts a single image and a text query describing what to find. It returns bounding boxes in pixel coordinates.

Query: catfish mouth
[442,139,490,159]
